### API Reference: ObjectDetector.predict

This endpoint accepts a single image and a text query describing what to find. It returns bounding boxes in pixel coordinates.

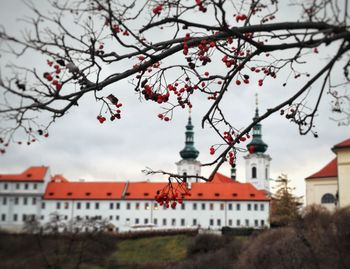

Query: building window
[236,203,240,211]
[136,203,140,210]
[22,214,27,222]
[245,219,249,226]
[220,203,224,210]
[217,219,221,226]
[254,220,259,227]
[247,204,251,211]
[144,218,149,224]
[56,202,61,209]
[33,184,37,190]
[64,202,69,209]
[86,202,90,209]
[181,203,185,210]
[41,202,45,209]
[228,204,232,210]
[32,197,37,205]
[171,218,176,226]
[193,219,197,226]
[201,203,206,210]
[16,183,20,190]
[77,202,81,209]
[126,203,131,210]
[236,219,241,226]
[116,203,120,209]
[109,216,113,221]
[209,203,214,210]
[321,193,336,204]
[228,219,232,226]
[145,203,150,210]
[260,204,265,211]
[116,215,119,220]
[23,197,28,205]
[265,167,268,180]
[4,183,8,190]
[109,203,113,209]
[135,218,139,224]
[193,203,197,210]
[181,219,185,226]
[163,218,167,226]
[252,167,257,178]
[261,220,265,227]
[154,218,158,225]
[254,204,258,211]
[95,202,99,210]
[13,214,18,222]
[2,197,7,205]
[209,219,214,226]
[1,214,6,221]
[25,183,28,190]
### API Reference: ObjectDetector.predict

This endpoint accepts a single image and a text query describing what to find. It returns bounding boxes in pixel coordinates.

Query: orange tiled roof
[124,173,269,201]
[0,166,48,182]
[42,172,269,201]
[44,179,126,200]
[333,138,350,151]
[305,158,337,180]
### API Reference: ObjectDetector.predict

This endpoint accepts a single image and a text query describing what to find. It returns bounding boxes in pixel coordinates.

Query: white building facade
[0,117,270,233]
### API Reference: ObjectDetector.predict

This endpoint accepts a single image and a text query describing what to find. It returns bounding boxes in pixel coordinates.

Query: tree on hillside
[1,0,349,195]
[270,174,302,227]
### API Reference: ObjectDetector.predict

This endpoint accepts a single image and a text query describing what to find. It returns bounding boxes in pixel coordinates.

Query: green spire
[247,94,268,154]
[180,116,199,160]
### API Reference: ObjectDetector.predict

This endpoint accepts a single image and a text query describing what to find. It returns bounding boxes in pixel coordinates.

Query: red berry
[236,80,241,85]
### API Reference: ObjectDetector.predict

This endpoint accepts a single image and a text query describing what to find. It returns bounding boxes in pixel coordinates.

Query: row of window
[0,213,266,228]
[52,201,265,211]
[2,197,38,206]
[1,183,38,190]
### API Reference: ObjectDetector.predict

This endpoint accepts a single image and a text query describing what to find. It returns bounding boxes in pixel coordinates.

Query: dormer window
[85,192,91,196]
[144,192,149,196]
[232,193,238,197]
[197,193,203,197]
[49,192,54,196]
[107,192,112,196]
[250,193,256,197]
[214,193,220,197]
[67,192,72,196]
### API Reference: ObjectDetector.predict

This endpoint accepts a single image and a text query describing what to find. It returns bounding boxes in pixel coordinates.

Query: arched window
[252,167,257,179]
[321,193,335,204]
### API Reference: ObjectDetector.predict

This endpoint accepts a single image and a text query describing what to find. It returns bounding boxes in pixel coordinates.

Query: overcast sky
[0,0,349,200]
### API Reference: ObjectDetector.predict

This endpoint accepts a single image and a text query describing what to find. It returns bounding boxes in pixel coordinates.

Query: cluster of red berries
[235,14,248,22]
[97,115,106,124]
[43,60,64,91]
[228,151,236,166]
[224,131,234,143]
[111,24,128,35]
[222,55,236,68]
[158,114,170,121]
[183,33,190,55]
[142,84,170,104]
[153,4,162,15]
[155,186,190,209]
[195,0,207,12]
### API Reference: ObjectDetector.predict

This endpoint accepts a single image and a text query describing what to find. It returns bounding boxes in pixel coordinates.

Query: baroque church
[0,106,271,232]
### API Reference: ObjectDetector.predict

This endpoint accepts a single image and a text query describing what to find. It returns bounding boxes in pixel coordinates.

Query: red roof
[0,166,48,182]
[333,138,350,151]
[42,172,269,201]
[44,177,126,200]
[305,158,338,179]
[124,173,269,201]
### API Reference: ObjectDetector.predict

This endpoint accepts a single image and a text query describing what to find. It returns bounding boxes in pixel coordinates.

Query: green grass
[113,234,192,266]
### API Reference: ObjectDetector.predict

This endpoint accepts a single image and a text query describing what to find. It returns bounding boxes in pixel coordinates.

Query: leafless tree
[1,0,349,198]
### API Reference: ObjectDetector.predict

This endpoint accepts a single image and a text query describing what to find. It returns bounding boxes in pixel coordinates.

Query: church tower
[244,95,271,192]
[176,115,201,188]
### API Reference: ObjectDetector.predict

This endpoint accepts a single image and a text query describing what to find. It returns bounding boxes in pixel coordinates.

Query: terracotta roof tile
[333,138,350,151]
[0,166,48,182]
[305,158,337,179]
[44,179,126,200]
